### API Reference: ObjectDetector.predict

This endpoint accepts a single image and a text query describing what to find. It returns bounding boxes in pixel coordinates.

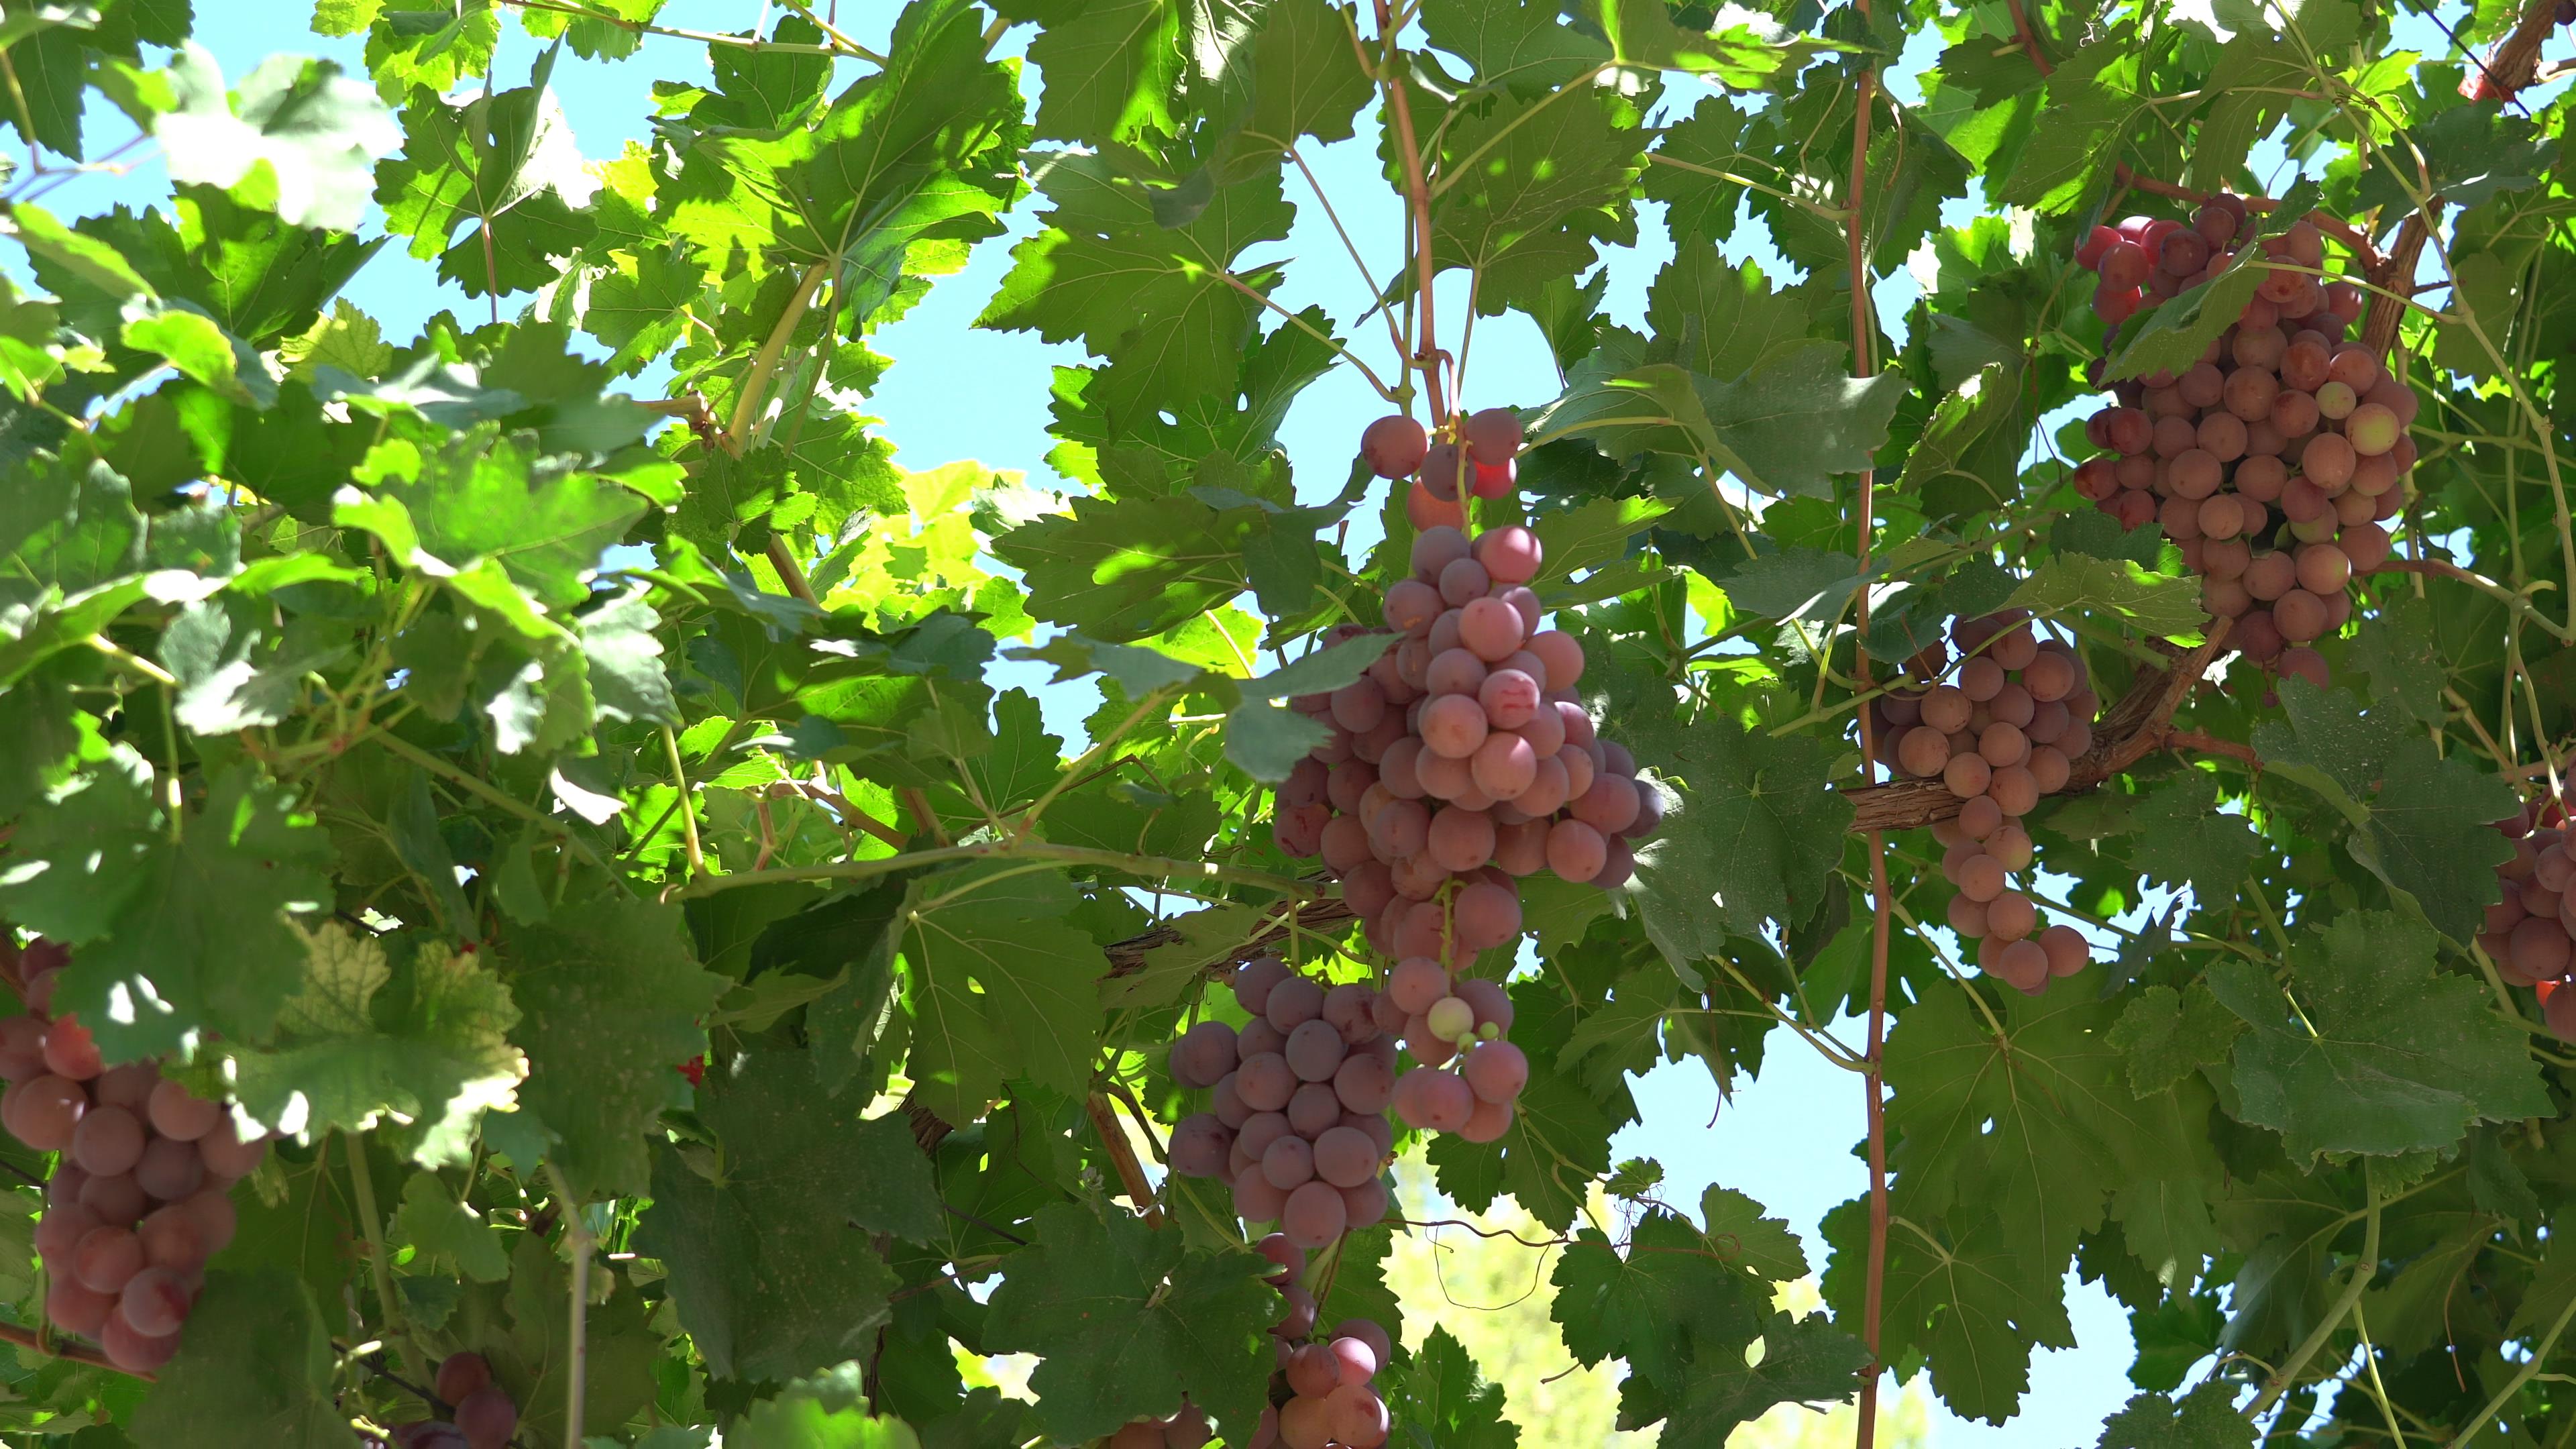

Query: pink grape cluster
[2070,200,2413,687]
[1868,614,2098,994]
[1167,957,1397,1248]
[1358,407,1523,535]
[381,1353,519,1449]
[3,941,262,1374]
[1247,1273,1393,1449]
[2488,796,2576,1038]
[1272,523,1662,932]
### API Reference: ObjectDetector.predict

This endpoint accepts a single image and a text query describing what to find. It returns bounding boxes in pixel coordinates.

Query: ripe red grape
[1360,415,1430,478]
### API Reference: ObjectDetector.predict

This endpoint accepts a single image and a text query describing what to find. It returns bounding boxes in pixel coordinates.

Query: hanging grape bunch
[2068,197,2414,688]
[380,1353,521,1449]
[1166,956,1398,1448]
[1,940,263,1375]
[1868,614,2099,994]
[2488,796,2576,1040]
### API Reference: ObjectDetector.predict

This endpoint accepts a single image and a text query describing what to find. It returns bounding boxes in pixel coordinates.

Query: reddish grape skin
[0,1016,44,1082]
[48,1277,117,1337]
[119,1267,193,1338]
[100,1309,181,1374]
[133,1135,205,1203]
[1360,415,1430,478]
[1460,1040,1529,1104]
[1279,1181,1349,1250]
[72,1225,145,1294]
[42,1015,102,1081]
[35,1202,100,1267]
[5,1073,87,1151]
[453,1386,519,1449]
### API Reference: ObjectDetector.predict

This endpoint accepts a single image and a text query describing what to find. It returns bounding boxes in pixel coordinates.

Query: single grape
[1287,1081,1341,1138]
[1954,855,2006,903]
[1463,407,1525,464]
[1330,1333,1379,1386]
[1458,1094,1514,1143]
[0,1016,44,1083]
[1457,597,1525,662]
[1111,1422,1166,1449]
[1168,1115,1233,1179]
[1419,695,1489,759]
[1171,1020,1239,1089]
[1236,1053,1297,1112]
[1360,415,1430,479]
[1460,1040,1528,1104]
[1452,880,1521,951]
[4,1073,85,1152]
[1283,1020,1348,1083]
[119,1267,193,1338]
[133,1135,205,1203]
[179,1187,236,1255]
[1262,1133,1316,1191]
[1312,1125,1381,1189]
[1267,975,1326,1032]
[72,1225,145,1294]
[1472,524,1542,584]
[1279,1181,1349,1250]
[1327,1383,1393,1448]
[45,1276,115,1336]
[99,1308,180,1374]
[455,1385,519,1449]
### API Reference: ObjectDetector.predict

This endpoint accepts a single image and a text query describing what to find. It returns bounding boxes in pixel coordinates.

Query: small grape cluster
[1246,1268,1391,1449]
[1167,957,1396,1248]
[1364,408,1522,535]
[2069,199,2414,686]
[3,941,261,1374]
[380,1352,519,1449]
[2487,798,2576,1038]
[1868,614,2098,994]
[1273,520,1660,916]
[1167,959,1400,1446]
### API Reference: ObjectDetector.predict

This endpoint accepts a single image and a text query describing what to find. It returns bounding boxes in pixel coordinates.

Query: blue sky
[36,2,2548,1440]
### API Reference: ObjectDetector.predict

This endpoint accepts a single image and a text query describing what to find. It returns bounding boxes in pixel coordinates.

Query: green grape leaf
[1992,36,2147,211]
[1644,248,1811,383]
[1699,1185,1810,1283]
[394,1169,509,1283]
[1024,0,1188,144]
[1423,0,1611,92]
[983,1200,1279,1444]
[991,492,1260,643]
[505,895,728,1197]
[351,425,645,610]
[979,157,1293,414]
[1431,85,1641,305]
[639,1046,935,1382]
[2125,773,2262,907]
[2005,551,2207,638]
[1633,1310,1870,1448]
[2348,591,2446,727]
[2096,1381,2255,1448]
[1868,1205,2074,1423]
[1619,702,1852,976]
[728,1363,923,1449]
[225,922,525,1168]
[1383,1327,1521,1449]
[126,1271,347,1449]
[1884,968,2220,1265]
[2253,680,2518,941]
[1691,342,1911,499]
[897,863,1105,1124]
[1552,1210,1762,1380]
[2108,984,2243,1099]
[1425,1056,1617,1231]
[1533,495,1674,586]
[2210,911,2548,1159]
[48,763,333,1061]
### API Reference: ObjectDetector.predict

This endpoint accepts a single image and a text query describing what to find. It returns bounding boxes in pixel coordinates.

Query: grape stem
[2248,1163,2381,1419]
[1085,1093,1165,1228]
[0,1318,146,1380]
[343,1132,431,1385]
[544,1164,592,1449]
[1374,0,1448,423]
[2457,0,2564,101]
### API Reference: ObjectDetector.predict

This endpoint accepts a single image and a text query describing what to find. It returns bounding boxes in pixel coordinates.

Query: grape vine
[0,0,2570,1446]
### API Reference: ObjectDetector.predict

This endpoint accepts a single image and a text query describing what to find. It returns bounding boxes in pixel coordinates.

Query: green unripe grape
[1426,996,1476,1044]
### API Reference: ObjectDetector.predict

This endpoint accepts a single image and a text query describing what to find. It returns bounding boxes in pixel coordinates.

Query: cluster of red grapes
[1167,957,1396,1246]
[2488,796,2576,1039]
[1868,614,2097,994]
[3,941,261,1374]
[1165,959,1403,1446]
[379,1352,519,1449]
[1246,1270,1392,1449]
[1273,521,1659,912]
[1366,407,1521,535]
[2070,198,2413,686]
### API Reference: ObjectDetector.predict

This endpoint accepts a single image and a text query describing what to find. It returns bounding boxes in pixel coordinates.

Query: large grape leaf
[1617,701,1851,975]
[1024,0,1191,144]
[896,863,1106,1124]
[45,763,333,1063]
[991,492,1261,643]
[1430,85,1643,307]
[225,921,525,1168]
[1991,34,2148,211]
[1835,1199,2074,1424]
[728,1363,922,1449]
[1882,969,2219,1264]
[1625,1311,1869,1448]
[2123,773,2263,908]
[639,1046,937,1383]
[504,894,727,1197]
[1382,1328,1521,1449]
[2253,680,2518,942]
[979,156,1294,414]
[2095,1381,2256,1448]
[983,1200,1278,1444]
[2209,911,2548,1159]
[127,1272,347,1449]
